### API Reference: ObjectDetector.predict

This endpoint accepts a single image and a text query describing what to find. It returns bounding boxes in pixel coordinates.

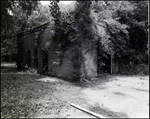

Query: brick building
[17,22,98,80]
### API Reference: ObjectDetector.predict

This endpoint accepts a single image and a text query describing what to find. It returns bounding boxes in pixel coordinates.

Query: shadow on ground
[1,66,18,73]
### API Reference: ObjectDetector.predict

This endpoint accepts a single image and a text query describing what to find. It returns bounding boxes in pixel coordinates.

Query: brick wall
[17,23,98,80]
[83,49,97,78]
[47,42,74,80]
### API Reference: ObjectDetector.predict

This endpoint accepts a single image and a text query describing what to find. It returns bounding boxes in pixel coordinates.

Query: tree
[49,1,96,80]
[89,1,131,73]
[1,0,39,62]
[116,1,148,64]
[27,3,53,27]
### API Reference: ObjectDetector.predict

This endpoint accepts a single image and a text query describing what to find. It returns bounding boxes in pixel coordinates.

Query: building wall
[37,47,43,73]
[47,42,74,80]
[17,23,98,80]
[17,32,36,68]
[83,50,97,78]
[17,23,51,71]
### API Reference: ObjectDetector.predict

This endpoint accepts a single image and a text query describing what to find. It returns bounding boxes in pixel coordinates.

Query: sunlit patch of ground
[82,75,149,118]
[36,77,63,83]
[1,62,17,67]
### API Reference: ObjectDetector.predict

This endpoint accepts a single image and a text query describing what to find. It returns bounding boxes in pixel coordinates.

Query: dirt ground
[1,63,149,118]
[82,75,149,118]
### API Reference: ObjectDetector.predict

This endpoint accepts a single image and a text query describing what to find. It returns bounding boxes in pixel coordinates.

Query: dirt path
[34,75,149,118]
[81,76,149,118]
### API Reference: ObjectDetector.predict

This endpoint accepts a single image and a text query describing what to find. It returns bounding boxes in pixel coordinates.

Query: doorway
[43,51,48,74]
[97,54,111,74]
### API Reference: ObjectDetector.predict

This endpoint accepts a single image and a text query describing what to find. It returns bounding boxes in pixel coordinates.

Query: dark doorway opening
[34,50,38,68]
[43,51,48,74]
[26,50,30,67]
[97,54,111,74]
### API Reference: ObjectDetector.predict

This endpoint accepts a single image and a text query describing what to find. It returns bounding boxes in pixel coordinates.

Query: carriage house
[17,22,99,80]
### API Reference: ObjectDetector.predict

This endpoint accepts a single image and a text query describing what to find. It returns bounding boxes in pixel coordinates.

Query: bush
[119,63,149,75]
[26,67,37,74]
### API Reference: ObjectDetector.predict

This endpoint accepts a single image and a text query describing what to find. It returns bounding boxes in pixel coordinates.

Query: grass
[1,67,84,118]
[1,72,112,118]
[1,74,52,118]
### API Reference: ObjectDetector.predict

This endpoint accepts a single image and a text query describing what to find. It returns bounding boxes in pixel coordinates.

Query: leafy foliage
[49,1,95,80]
[116,1,148,64]
[1,1,148,75]
[91,1,148,71]
[1,0,39,62]
[48,1,148,77]
[27,3,53,27]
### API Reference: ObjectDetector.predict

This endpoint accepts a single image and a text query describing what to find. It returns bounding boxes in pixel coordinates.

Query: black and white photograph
[1,0,149,118]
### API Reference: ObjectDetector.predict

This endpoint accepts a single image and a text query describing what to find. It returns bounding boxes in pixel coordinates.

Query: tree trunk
[111,53,113,74]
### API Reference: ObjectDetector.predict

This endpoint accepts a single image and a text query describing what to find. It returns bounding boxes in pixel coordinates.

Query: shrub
[119,63,149,75]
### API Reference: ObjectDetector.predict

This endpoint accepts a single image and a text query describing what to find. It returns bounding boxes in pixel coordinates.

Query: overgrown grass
[1,74,54,118]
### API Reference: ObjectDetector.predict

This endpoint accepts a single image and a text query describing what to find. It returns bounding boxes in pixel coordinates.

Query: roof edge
[17,22,50,36]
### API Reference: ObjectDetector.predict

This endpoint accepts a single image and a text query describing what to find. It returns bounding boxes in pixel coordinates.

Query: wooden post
[111,54,112,74]
[110,51,113,74]
[70,103,106,118]
[110,50,114,74]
